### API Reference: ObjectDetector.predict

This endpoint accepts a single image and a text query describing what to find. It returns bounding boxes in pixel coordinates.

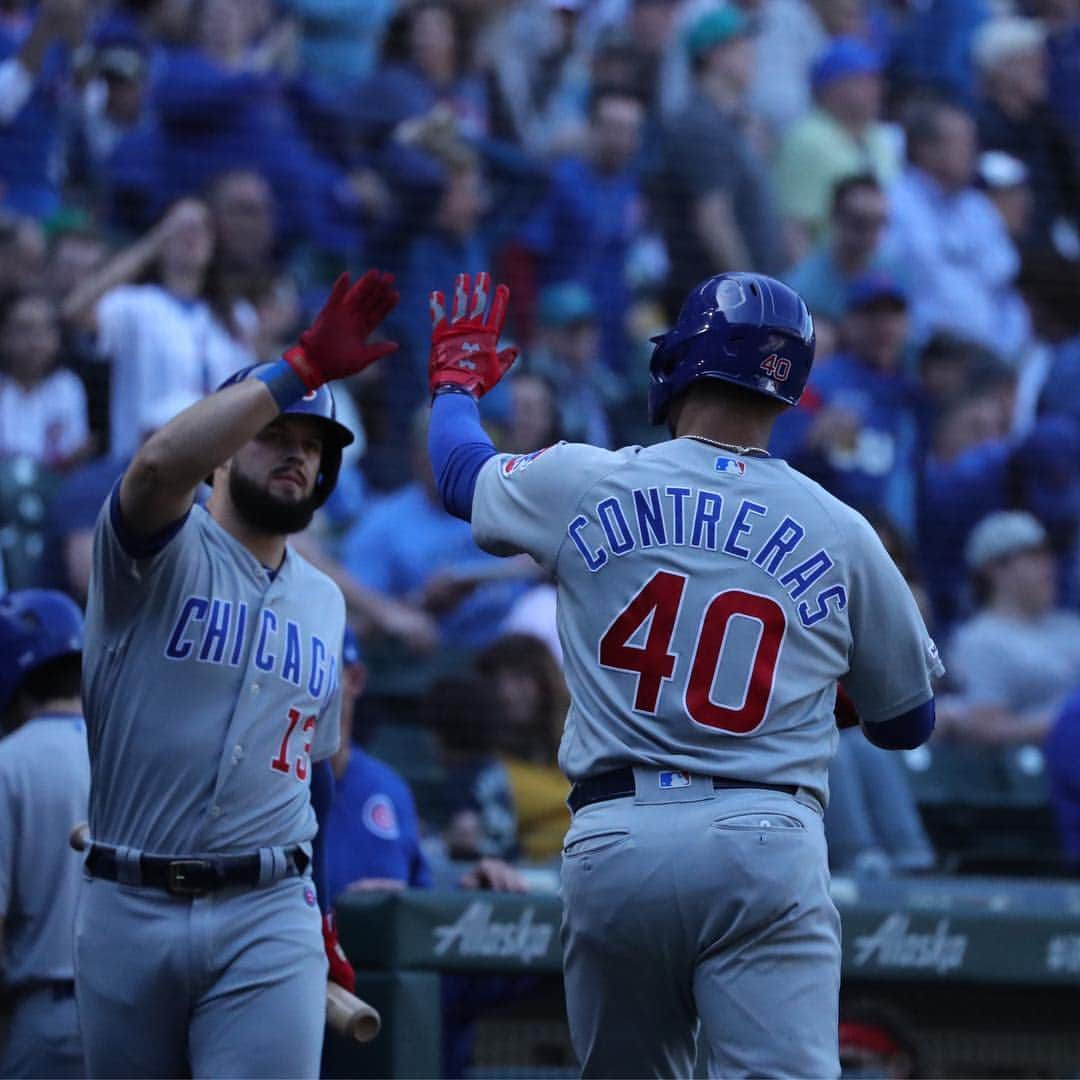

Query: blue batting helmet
[216,363,355,507]
[0,589,84,716]
[648,273,815,424]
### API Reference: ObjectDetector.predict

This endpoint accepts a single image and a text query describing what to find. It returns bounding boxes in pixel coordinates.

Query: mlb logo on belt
[659,770,692,789]
[715,456,745,476]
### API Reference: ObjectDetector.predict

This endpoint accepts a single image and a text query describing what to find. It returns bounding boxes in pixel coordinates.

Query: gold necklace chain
[680,434,771,457]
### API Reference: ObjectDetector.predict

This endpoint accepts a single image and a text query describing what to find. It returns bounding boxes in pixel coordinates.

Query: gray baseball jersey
[0,713,89,1079]
[472,438,943,806]
[82,495,343,853]
[473,436,942,1077]
[0,714,89,986]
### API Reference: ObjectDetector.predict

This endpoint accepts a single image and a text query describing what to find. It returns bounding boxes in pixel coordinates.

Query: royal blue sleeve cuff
[109,479,190,559]
[863,698,936,750]
[310,758,334,914]
[429,390,497,522]
[254,357,309,411]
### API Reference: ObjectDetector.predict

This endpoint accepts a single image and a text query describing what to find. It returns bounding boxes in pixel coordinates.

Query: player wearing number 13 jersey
[77,271,399,1078]
[407,270,943,1079]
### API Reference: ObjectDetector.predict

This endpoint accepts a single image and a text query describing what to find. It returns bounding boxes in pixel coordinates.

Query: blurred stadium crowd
[3,0,1080,882]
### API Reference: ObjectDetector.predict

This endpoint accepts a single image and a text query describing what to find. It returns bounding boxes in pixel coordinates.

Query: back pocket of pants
[711,812,805,831]
[563,830,631,858]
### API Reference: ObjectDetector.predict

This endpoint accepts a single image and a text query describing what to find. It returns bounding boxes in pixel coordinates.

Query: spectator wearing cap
[518,84,645,373]
[524,283,623,448]
[976,150,1032,247]
[773,37,901,252]
[974,16,1080,256]
[940,511,1080,745]
[653,6,783,315]
[784,172,902,321]
[883,98,1029,360]
[773,272,922,534]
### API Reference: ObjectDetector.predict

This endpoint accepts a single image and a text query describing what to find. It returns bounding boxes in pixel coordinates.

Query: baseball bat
[326,981,381,1042]
[70,823,379,1041]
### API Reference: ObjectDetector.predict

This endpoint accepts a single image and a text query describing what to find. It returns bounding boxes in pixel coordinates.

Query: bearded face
[224,416,324,536]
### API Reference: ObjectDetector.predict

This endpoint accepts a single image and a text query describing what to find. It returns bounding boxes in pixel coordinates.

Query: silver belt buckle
[166,859,212,896]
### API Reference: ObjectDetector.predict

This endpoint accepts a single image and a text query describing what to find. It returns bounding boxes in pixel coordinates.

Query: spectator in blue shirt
[151,0,361,255]
[0,0,87,218]
[973,16,1080,255]
[784,173,900,322]
[339,412,533,654]
[775,272,923,534]
[883,98,1029,359]
[519,84,645,372]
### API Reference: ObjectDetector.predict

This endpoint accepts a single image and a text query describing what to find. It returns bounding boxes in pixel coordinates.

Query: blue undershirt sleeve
[310,758,334,914]
[863,698,936,750]
[428,390,498,522]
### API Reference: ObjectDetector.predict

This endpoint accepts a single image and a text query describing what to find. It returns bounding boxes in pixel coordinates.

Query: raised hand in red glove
[429,272,518,398]
[322,911,356,994]
[284,270,399,391]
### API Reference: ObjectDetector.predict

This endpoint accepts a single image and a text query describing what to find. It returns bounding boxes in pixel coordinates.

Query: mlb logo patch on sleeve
[502,446,553,476]
[714,457,745,476]
[659,770,692,789]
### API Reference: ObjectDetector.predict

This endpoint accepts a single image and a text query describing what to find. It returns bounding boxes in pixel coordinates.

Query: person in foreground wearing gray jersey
[373,270,944,1078]
[0,589,89,1079]
[76,270,399,1078]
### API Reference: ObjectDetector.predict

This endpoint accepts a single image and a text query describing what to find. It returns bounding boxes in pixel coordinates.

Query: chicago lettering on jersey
[566,488,847,629]
[163,596,337,699]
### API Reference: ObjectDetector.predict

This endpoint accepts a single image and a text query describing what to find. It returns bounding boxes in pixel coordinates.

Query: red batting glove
[834,683,860,730]
[429,272,518,398]
[322,911,356,994]
[284,270,400,391]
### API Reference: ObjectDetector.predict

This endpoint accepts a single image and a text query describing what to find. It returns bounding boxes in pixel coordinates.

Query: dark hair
[420,671,501,757]
[830,172,881,215]
[1017,253,1080,338]
[902,97,970,163]
[475,633,567,761]
[381,1,467,74]
[0,290,58,334]
[18,653,82,708]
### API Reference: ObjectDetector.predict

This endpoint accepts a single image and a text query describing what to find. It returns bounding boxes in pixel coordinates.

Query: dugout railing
[328,875,1080,1078]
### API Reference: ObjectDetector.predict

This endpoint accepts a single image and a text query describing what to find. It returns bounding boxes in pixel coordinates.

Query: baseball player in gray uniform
[77,270,398,1078]
[0,589,89,1079]
[383,270,943,1078]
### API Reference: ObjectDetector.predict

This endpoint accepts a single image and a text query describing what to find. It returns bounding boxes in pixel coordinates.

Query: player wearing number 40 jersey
[383,270,943,1079]
[78,271,399,1078]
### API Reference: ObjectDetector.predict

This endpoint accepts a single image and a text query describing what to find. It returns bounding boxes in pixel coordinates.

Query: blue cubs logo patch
[362,794,400,840]
[714,456,745,476]
[502,446,553,476]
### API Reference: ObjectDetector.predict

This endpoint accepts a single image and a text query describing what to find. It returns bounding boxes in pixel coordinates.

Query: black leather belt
[11,979,75,1001]
[85,844,308,897]
[568,767,799,814]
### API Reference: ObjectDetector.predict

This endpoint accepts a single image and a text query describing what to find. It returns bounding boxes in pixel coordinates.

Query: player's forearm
[60,227,165,325]
[310,759,334,914]
[428,390,497,521]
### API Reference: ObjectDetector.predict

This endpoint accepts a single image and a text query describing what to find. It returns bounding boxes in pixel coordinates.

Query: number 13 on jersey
[598,570,786,734]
